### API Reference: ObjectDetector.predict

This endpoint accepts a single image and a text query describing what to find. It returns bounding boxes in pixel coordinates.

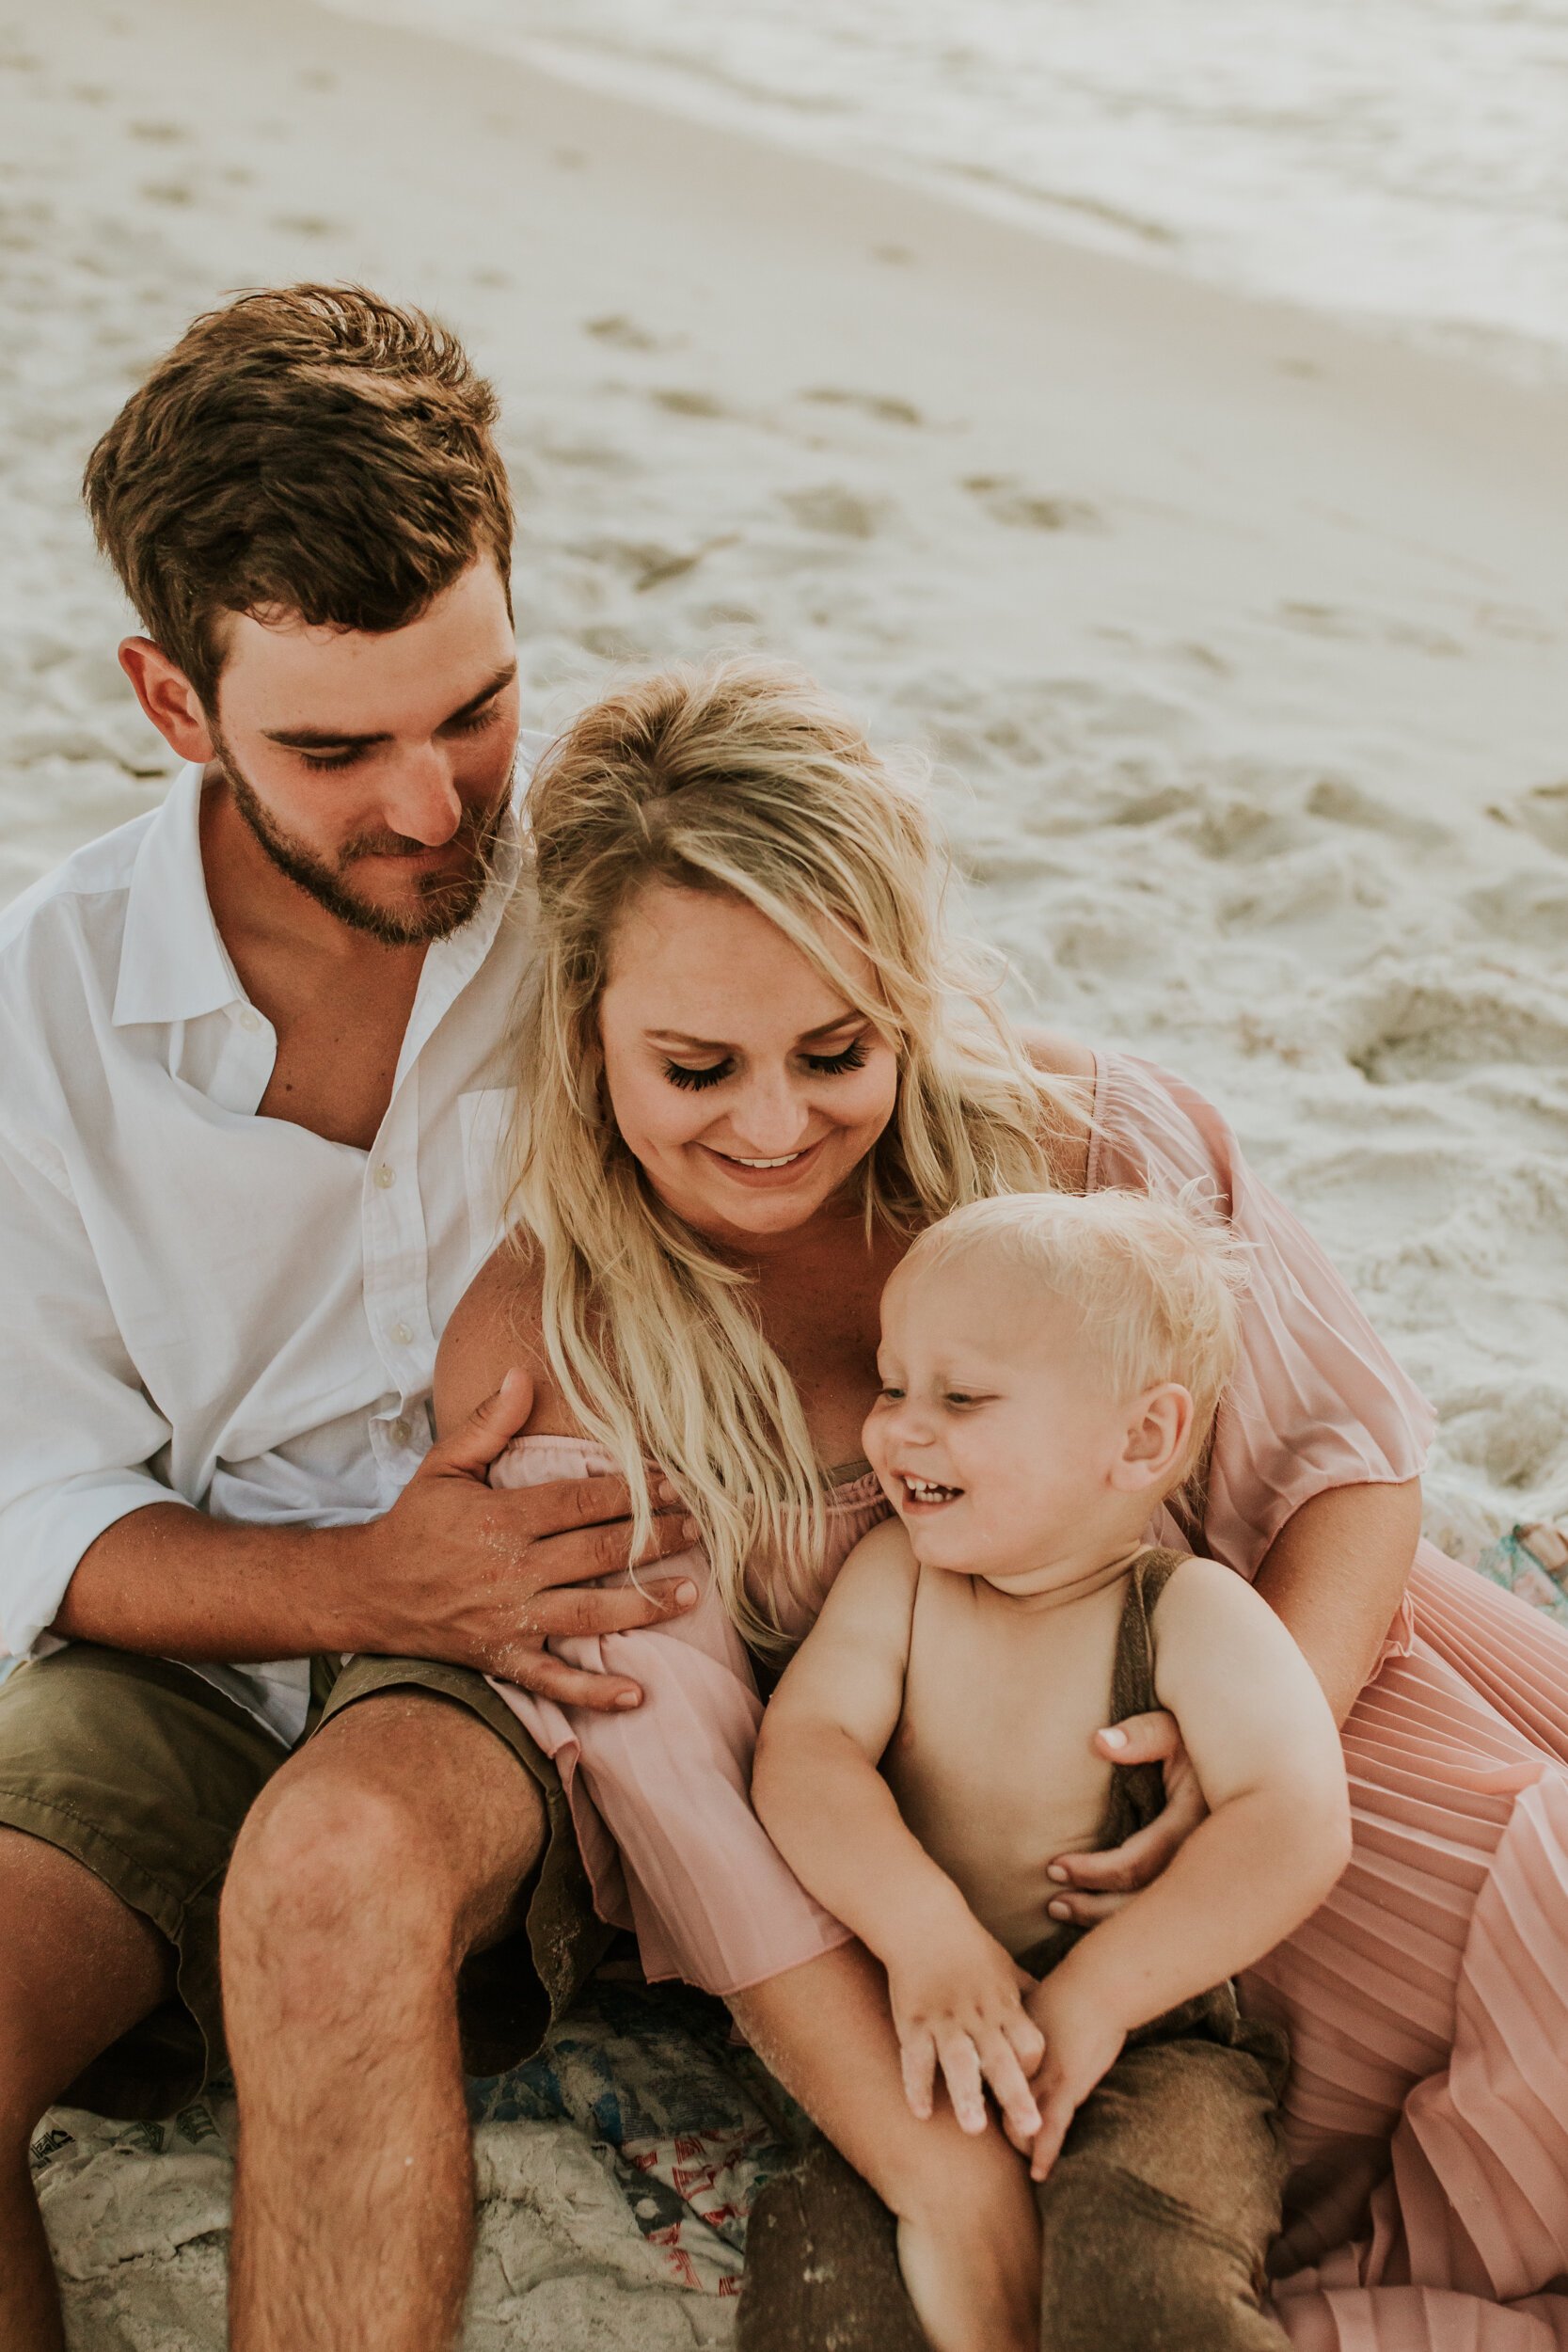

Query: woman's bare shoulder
[433,1236,549,1438]
[1016,1025,1096,1194]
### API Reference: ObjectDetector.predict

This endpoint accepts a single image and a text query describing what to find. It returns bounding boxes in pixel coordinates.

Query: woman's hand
[1042,1713,1209,1925]
[884,1914,1046,2145]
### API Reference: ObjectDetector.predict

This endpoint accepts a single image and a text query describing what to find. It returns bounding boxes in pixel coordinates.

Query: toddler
[752,1188,1351,2350]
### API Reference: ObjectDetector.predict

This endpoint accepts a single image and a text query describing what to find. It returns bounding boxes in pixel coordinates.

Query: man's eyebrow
[261,661,518,752]
[646,1009,866,1052]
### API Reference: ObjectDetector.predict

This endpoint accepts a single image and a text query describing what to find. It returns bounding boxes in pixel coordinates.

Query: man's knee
[223,1770,453,1983]
[221,1720,546,2010]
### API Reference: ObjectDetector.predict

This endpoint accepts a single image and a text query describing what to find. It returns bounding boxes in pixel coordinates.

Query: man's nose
[381,748,464,847]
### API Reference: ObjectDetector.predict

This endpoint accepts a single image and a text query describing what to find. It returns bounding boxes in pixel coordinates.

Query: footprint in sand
[1465,873,1568,953]
[961,475,1101,532]
[646,388,728,420]
[587,315,679,354]
[1306,774,1449,850]
[1489,778,1568,860]
[781,485,889,539]
[799,388,924,428]
[1345,972,1568,1086]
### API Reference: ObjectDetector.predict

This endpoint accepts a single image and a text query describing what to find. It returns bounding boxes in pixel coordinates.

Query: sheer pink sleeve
[483,1436,850,1996]
[1088,1054,1436,1582]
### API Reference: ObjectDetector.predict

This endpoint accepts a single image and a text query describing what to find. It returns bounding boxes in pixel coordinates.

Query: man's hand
[885,1909,1046,2145]
[1043,1712,1209,1925]
[352,1369,699,1708]
[1016,1968,1127,2183]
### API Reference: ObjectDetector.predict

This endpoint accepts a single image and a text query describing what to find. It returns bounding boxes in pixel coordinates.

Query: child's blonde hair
[900,1188,1248,1486]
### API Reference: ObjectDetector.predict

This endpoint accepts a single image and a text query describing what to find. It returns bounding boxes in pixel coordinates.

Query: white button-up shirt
[0,750,543,1743]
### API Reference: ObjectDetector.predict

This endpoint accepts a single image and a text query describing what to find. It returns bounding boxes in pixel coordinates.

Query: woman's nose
[728,1071,810,1156]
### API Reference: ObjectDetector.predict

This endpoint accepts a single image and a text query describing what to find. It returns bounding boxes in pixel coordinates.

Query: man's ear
[1109,1382,1193,1496]
[119,638,218,765]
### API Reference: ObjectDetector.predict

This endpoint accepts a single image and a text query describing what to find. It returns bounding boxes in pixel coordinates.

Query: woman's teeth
[903,1476,961,1504]
[723,1150,808,1168]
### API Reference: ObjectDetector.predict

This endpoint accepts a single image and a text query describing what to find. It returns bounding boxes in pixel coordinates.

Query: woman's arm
[1253,1474,1421,1724]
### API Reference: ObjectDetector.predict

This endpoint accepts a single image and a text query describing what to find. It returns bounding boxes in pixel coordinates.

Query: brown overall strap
[1097,1547,1189,1852]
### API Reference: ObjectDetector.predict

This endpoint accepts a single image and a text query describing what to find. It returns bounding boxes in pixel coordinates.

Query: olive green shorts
[0,1643,606,2120]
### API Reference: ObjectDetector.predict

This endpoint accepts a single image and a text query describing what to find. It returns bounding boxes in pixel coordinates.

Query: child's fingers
[977,2032,1042,2144]
[936,2033,989,2136]
[1004,2007,1046,2076]
[899,2028,938,2122]
[1029,2077,1078,2183]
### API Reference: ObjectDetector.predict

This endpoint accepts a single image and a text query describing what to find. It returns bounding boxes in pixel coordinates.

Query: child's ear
[1109,1383,1193,1495]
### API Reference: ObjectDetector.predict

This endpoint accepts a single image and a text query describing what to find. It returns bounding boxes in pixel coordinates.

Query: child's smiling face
[863,1251,1164,1589]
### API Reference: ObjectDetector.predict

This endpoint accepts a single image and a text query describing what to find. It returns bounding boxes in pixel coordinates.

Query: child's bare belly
[881,1566,1131,1961]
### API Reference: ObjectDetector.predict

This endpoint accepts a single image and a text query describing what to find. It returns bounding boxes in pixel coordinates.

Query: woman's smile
[598,881,898,1245]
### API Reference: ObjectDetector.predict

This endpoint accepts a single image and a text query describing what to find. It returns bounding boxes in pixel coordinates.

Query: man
[0,284,698,2352]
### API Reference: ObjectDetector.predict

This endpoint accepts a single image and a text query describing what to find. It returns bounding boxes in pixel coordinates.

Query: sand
[4,0,1568,2338]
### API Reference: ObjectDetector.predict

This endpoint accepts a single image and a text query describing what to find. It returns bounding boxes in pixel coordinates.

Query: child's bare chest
[884,1573,1131,1956]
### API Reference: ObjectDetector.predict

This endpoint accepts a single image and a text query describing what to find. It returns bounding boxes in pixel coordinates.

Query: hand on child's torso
[883,1565,1131,1960]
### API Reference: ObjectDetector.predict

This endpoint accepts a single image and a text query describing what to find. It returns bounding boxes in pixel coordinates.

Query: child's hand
[1018,1969,1127,2182]
[885,1915,1046,2144]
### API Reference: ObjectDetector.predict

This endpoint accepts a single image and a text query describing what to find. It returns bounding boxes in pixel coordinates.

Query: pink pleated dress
[489,1051,1568,2350]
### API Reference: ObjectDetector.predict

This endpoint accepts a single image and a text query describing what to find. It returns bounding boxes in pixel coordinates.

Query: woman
[437,657,1568,2349]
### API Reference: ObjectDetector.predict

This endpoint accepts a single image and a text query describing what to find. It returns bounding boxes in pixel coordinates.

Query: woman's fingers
[899,2028,938,2122]
[937,2033,989,2136]
[1042,1886,1130,1926]
[1092,1708,1181,1766]
[1053,1788,1203,1900]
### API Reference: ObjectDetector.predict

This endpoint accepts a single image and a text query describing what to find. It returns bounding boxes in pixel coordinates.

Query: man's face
[208,560,521,946]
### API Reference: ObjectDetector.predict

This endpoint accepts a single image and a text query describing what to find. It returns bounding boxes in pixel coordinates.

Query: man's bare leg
[221,1690,546,2352]
[0,1828,175,2351]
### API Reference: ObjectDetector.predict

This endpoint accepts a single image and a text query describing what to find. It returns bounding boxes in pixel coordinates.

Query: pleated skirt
[1242,1542,1568,2350]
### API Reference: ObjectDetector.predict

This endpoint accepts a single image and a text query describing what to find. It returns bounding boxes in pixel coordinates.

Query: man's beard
[218,746,509,947]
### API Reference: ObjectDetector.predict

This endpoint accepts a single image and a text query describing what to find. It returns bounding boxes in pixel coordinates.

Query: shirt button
[239,1008,262,1034]
[373,1164,396,1189]
[389,1417,412,1446]
[391,1320,414,1347]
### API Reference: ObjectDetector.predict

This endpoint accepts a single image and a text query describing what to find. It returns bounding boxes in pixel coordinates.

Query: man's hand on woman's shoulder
[355,1366,699,1708]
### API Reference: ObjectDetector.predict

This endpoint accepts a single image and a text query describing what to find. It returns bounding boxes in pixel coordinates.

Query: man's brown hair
[84,283,514,707]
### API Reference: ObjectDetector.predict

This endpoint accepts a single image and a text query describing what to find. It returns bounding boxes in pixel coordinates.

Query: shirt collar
[111,757,531,1037]
[112,765,245,1028]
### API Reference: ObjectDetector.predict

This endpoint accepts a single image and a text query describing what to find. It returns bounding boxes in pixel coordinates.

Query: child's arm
[753,1519,1045,2141]
[1023,1555,1351,2177]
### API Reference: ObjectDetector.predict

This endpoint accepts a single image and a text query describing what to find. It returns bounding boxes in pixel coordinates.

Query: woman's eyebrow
[646,1009,863,1053]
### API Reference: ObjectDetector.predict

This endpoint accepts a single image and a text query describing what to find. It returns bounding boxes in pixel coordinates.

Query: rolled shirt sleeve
[0,1124,191,1661]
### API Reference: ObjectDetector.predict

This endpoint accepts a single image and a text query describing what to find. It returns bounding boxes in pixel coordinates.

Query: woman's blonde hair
[509,656,1085,1647]
[900,1189,1248,1488]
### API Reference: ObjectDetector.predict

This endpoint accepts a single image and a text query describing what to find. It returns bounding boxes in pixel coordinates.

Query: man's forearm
[54,1503,378,1662]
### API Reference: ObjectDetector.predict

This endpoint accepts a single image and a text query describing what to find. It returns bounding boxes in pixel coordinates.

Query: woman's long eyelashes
[805,1038,869,1076]
[663,1059,733,1092]
[660,1037,871,1091]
